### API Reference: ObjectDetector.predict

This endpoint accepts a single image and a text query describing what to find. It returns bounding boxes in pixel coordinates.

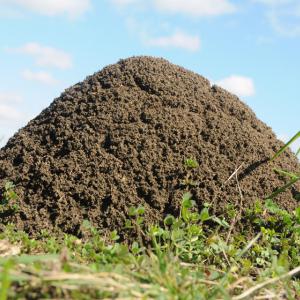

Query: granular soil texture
[0,56,299,237]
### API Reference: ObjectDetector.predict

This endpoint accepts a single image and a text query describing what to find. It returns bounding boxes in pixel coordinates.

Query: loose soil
[0,56,299,237]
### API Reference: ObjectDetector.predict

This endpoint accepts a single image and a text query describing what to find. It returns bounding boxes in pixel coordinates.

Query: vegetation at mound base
[1,194,300,299]
[0,131,299,300]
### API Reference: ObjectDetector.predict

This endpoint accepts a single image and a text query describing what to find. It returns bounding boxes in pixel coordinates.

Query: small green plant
[0,182,19,214]
[184,158,199,169]
[125,205,146,231]
[181,158,199,187]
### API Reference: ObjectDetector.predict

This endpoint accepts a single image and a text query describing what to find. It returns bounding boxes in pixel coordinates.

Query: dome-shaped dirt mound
[0,56,299,236]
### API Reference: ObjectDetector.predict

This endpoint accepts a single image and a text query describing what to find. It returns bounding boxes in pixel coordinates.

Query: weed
[1,189,300,299]
[0,182,19,215]
[181,158,200,187]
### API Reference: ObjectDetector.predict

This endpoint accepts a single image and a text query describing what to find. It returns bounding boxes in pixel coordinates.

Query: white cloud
[110,0,236,16]
[215,75,255,97]
[153,0,236,16]
[268,9,300,37]
[256,35,274,45]
[0,92,28,136]
[21,69,58,85]
[12,42,72,70]
[254,0,294,6]
[0,104,23,121]
[0,5,24,18]
[0,92,23,104]
[3,0,91,18]
[146,31,200,51]
[110,0,138,6]
[255,0,300,37]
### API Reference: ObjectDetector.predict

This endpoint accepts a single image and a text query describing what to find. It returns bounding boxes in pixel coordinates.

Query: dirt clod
[0,56,299,237]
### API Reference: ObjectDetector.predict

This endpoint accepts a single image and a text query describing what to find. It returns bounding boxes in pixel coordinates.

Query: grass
[271,131,300,160]
[1,196,300,299]
[0,132,299,299]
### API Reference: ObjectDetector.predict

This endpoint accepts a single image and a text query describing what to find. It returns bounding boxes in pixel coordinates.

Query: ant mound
[0,56,299,237]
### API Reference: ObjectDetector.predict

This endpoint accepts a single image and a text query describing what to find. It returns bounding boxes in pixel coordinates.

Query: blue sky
[0,0,299,153]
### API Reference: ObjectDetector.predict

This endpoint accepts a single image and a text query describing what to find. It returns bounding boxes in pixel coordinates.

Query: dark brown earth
[0,56,299,237]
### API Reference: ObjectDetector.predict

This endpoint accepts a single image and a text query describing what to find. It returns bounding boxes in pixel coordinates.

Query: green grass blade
[265,176,300,200]
[236,232,262,259]
[273,168,299,179]
[15,254,58,264]
[0,259,14,300]
[0,254,59,266]
[272,131,300,161]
